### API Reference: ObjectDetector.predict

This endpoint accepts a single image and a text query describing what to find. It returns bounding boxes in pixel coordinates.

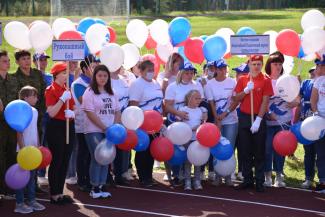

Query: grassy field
[1,9,319,187]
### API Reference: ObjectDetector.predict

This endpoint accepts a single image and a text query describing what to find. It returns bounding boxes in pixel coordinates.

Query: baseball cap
[315,54,325,65]
[215,59,228,68]
[50,62,67,76]
[33,52,50,61]
[180,62,196,71]
[232,63,250,74]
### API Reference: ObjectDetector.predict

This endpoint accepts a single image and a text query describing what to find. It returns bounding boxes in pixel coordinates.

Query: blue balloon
[95,18,107,26]
[200,35,208,41]
[134,129,150,152]
[168,145,187,166]
[297,46,305,59]
[169,17,191,46]
[237,27,256,35]
[210,138,233,160]
[106,124,127,144]
[203,35,227,61]
[4,100,32,132]
[77,17,96,34]
[290,122,313,145]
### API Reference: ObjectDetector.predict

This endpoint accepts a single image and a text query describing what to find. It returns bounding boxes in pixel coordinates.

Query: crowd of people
[0,49,324,214]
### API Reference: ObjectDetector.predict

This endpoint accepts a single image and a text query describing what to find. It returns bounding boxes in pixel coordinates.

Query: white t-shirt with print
[17,107,38,151]
[129,77,163,113]
[205,77,238,125]
[179,106,205,140]
[111,77,129,112]
[314,75,325,118]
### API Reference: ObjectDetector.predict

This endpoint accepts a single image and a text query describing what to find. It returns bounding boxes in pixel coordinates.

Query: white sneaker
[122,171,134,181]
[184,179,192,191]
[264,173,272,187]
[200,171,207,181]
[100,191,112,198]
[193,180,203,190]
[90,190,102,199]
[225,177,233,186]
[14,203,33,214]
[153,160,161,168]
[65,177,78,185]
[301,180,313,189]
[37,177,49,185]
[231,173,237,181]
[208,172,216,182]
[27,200,45,211]
[128,168,137,177]
[237,172,244,181]
[274,174,286,188]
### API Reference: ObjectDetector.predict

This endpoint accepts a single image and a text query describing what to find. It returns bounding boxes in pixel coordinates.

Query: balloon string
[276,120,290,131]
[84,56,94,75]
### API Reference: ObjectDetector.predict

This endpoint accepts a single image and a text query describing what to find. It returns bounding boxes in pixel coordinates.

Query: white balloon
[85,23,110,55]
[283,55,294,74]
[122,43,140,70]
[4,21,32,50]
[121,106,144,130]
[29,21,53,53]
[275,75,300,102]
[264,30,278,54]
[94,139,116,165]
[149,19,170,45]
[213,155,236,177]
[100,43,124,72]
[156,43,174,63]
[301,116,325,141]
[215,28,234,54]
[52,18,75,39]
[187,141,210,166]
[301,27,325,55]
[301,9,325,31]
[126,19,148,48]
[166,122,192,145]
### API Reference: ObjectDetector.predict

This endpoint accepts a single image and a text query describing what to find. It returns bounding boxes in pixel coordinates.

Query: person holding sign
[233,55,273,193]
[45,62,75,204]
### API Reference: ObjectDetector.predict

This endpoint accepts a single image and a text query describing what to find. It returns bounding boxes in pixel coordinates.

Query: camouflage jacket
[0,73,19,123]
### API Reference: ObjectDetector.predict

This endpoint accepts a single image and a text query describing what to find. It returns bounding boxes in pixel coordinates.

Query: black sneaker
[255,183,265,193]
[171,178,183,187]
[115,177,130,186]
[234,182,254,190]
[314,183,325,193]
[140,180,153,188]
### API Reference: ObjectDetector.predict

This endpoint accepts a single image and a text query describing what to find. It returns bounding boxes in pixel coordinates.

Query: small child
[15,86,45,214]
[178,90,207,190]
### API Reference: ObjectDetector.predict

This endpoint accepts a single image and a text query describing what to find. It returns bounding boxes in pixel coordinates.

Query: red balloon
[224,52,232,59]
[196,123,221,147]
[59,31,83,40]
[273,130,297,156]
[145,34,157,50]
[117,130,138,151]
[154,50,165,65]
[184,37,204,64]
[275,29,301,57]
[38,146,52,169]
[150,137,174,162]
[140,110,163,134]
[142,54,160,74]
[107,26,117,43]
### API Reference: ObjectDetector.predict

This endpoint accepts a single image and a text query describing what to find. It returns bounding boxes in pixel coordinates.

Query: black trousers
[135,134,156,182]
[238,113,266,184]
[76,133,90,187]
[46,119,74,195]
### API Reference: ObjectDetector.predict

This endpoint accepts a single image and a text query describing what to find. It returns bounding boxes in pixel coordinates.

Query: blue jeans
[315,136,325,183]
[220,123,238,148]
[16,170,35,204]
[265,125,287,173]
[85,133,109,186]
[303,144,316,181]
[114,149,130,178]
[67,134,78,178]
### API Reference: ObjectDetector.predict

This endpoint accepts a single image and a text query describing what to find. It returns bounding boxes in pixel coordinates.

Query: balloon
[29,20,43,29]
[301,9,325,31]
[273,130,298,156]
[140,110,164,134]
[302,53,317,62]
[59,30,83,40]
[126,19,148,48]
[29,21,53,53]
[145,33,157,50]
[17,146,42,170]
[237,27,256,35]
[95,18,106,26]
[301,27,325,55]
[106,123,127,144]
[38,146,52,169]
[169,17,191,46]
[94,139,116,165]
[196,123,221,147]
[187,141,210,166]
[290,122,313,145]
[275,29,300,57]
[5,164,30,190]
[4,21,32,50]
[121,106,144,130]
[117,130,138,151]
[122,43,141,70]
[283,55,294,74]
[100,43,124,72]
[85,23,110,55]
[150,137,174,162]
[301,116,325,141]
[134,129,150,152]
[142,54,160,74]
[184,37,204,64]
[264,30,278,54]
[52,18,76,39]
[107,26,117,43]
[210,137,234,161]
[4,100,33,132]
[297,45,305,59]
[213,155,236,177]
[275,75,300,102]
[149,19,170,45]
[215,28,235,55]
[77,17,96,34]
[156,43,174,64]
[168,145,187,166]
[177,46,190,63]
[166,122,192,145]
[203,35,227,62]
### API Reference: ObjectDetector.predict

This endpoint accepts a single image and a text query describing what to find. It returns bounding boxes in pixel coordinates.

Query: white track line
[117,186,325,215]
[37,198,181,217]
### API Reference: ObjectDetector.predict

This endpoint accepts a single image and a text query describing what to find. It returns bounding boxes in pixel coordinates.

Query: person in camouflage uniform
[0,50,19,196]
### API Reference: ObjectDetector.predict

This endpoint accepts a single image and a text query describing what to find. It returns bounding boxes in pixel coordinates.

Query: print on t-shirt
[100,97,115,115]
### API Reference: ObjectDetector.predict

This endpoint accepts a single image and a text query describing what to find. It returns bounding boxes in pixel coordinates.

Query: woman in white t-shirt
[82,65,121,199]
[129,60,163,187]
